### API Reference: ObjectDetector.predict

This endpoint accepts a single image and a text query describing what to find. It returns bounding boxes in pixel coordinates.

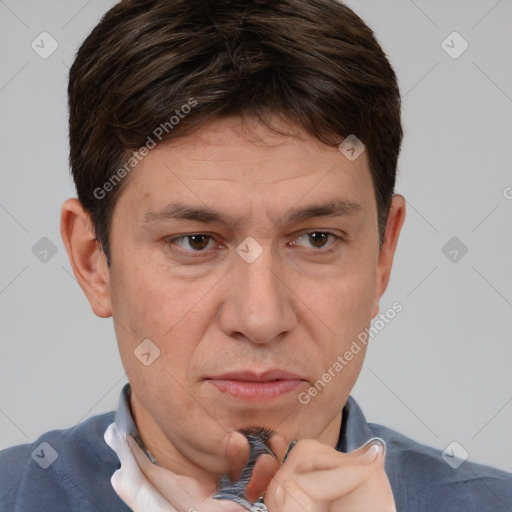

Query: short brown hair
[68,0,402,263]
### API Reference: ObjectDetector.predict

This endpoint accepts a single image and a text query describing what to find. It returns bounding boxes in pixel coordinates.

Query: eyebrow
[142,199,363,230]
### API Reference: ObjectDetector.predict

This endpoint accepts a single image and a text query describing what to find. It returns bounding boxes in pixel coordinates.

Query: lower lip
[208,379,303,401]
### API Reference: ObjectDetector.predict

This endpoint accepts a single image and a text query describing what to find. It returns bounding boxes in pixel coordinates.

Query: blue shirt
[1,383,511,511]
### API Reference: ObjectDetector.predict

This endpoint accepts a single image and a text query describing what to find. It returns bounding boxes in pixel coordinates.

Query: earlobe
[372,194,406,317]
[60,198,112,318]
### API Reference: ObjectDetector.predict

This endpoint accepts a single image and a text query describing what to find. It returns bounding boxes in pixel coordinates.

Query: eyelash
[164,231,345,256]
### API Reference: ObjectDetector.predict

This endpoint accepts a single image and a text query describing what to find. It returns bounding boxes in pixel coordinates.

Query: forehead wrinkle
[184,171,314,186]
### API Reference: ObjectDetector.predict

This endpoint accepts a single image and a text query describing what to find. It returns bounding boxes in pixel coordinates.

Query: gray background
[1,0,511,473]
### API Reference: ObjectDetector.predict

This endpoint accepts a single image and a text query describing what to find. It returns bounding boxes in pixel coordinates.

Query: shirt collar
[336,395,374,452]
[115,383,158,464]
[115,383,373,454]
[115,383,138,439]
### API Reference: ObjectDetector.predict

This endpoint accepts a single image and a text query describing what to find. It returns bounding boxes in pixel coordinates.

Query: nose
[219,242,297,345]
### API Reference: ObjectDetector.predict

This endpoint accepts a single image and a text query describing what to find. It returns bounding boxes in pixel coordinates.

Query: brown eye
[186,235,211,250]
[292,231,342,250]
[308,232,329,248]
[168,234,214,251]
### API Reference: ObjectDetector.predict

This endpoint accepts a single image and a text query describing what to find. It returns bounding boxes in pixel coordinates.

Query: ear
[372,194,406,318]
[60,198,112,318]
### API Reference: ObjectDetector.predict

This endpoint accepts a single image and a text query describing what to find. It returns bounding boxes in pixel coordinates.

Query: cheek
[108,259,220,439]
[109,254,200,336]
[290,271,375,437]
[304,258,377,347]
[107,259,185,378]
[108,252,226,389]
[336,272,376,336]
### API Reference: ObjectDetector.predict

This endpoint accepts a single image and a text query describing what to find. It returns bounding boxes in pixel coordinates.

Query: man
[1,0,511,510]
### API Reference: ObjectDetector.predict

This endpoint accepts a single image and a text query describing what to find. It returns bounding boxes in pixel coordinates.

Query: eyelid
[290,231,344,250]
[165,230,344,255]
[165,233,220,254]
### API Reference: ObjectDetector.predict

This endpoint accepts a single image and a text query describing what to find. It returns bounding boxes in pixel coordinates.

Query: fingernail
[361,438,385,464]
[274,484,285,506]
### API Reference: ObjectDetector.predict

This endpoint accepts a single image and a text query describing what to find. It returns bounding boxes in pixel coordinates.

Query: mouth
[206,370,306,402]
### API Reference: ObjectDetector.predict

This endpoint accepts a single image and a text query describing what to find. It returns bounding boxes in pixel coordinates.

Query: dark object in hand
[213,427,275,511]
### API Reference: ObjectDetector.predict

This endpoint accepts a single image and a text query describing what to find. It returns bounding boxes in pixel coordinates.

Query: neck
[129,390,343,486]
[129,391,223,488]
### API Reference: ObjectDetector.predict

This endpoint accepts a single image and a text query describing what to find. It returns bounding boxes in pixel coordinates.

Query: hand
[263,438,396,512]
[125,433,257,512]
[125,432,394,512]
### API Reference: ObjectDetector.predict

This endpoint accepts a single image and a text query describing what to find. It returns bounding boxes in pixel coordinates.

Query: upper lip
[207,370,304,382]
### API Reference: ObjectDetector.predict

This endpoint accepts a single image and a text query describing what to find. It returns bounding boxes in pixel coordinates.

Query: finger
[278,440,343,474]
[267,479,319,512]
[225,431,250,482]
[348,437,386,461]
[267,431,289,463]
[281,438,385,475]
[303,440,385,500]
[240,430,288,501]
[245,453,280,502]
[268,439,387,502]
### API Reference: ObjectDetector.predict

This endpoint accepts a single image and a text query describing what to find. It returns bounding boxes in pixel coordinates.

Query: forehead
[157,116,341,179]
[115,116,375,224]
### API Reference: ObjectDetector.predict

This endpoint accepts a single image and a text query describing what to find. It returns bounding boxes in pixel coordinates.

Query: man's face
[105,116,385,471]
